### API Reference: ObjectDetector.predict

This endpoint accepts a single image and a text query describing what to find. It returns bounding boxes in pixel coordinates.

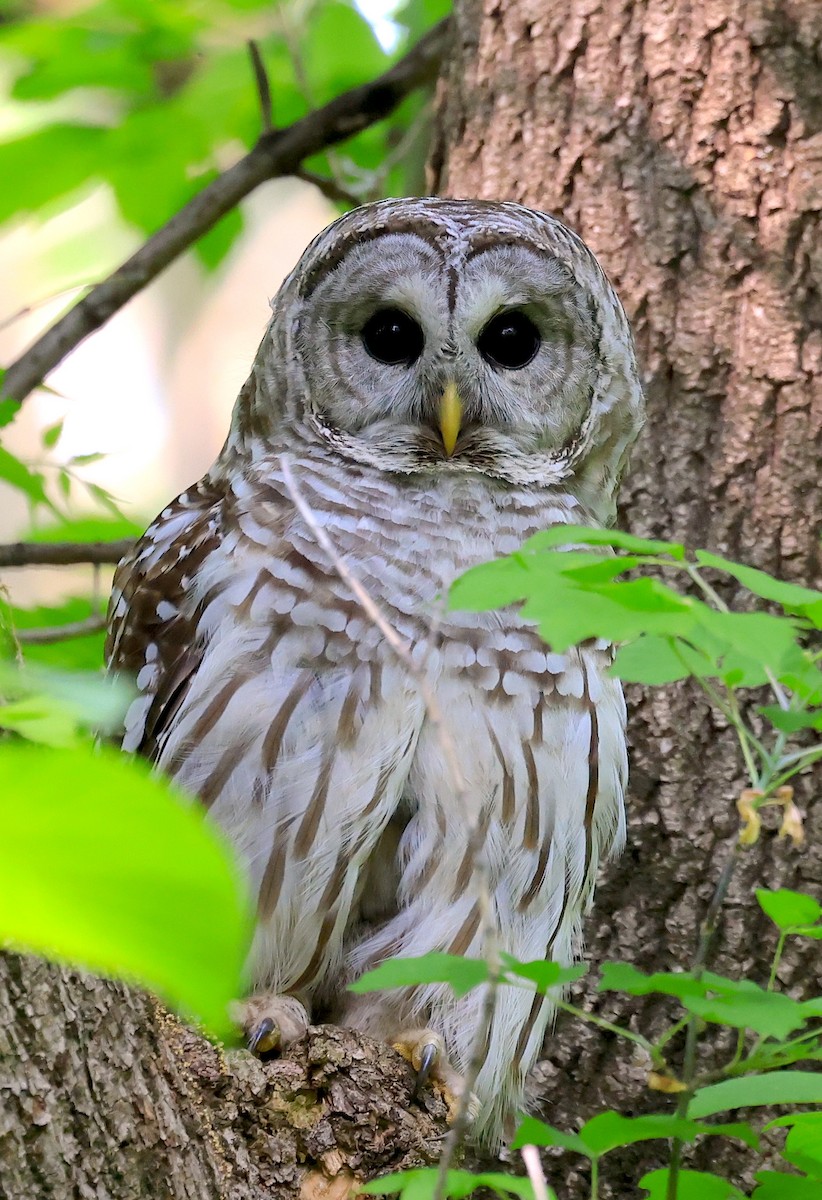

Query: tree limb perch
[1,19,449,406]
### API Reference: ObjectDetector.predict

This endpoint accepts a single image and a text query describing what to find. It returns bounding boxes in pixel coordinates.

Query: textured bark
[0,952,449,1199]
[5,6,822,1199]
[432,1,822,1196]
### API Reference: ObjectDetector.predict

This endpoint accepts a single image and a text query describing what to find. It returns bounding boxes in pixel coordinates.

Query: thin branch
[0,540,134,568]
[247,40,273,133]
[279,455,499,1192]
[1,19,450,405]
[17,615,106,644]
[294,169,361,207]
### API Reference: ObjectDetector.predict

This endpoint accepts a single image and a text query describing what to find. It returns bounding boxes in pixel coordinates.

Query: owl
[106,197,644,1149]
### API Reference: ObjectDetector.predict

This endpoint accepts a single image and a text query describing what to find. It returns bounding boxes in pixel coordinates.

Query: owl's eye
[361,308,424,366]
[478,310,541,370]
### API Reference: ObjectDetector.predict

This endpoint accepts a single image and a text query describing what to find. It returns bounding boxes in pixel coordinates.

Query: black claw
[248,1016,277,1053]
[413,1042,439,1097]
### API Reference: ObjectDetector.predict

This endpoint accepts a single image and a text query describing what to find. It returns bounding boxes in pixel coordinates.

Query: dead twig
[1,19,450,405]
[17,615,106,644]
[247,40,273,133]
[0,540,134,568]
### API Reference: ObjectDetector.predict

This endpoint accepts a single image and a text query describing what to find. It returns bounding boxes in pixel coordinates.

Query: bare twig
[1,19,449,405]
[295,169,361,207]
[521,1143,553,1200]
[279,455,498,1193]
[0,540,134,568]
[247,40,273,133]
[17,615,106,644]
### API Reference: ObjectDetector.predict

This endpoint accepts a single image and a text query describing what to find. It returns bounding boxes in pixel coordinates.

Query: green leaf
[695,550,822,620]
[0,661,131,736]
[41,420,64,449]
[0,742,251,1037]
[23,514,142,543]
[349,953,490,998]
[0,445,50,506]
[640,1169,746,1199]
[752,1173,822,1199]
[522,526,685,559]
[759,706,822,734]
[598,963,704,999]
[11,598,106,672]
[611,635,698,684]
[756,889,822,931]
[767,1112,822,1176]
[0,397,20,428]
[579,1113,757,1156]
[682,976,809,1039]
[360,1169,540,1200]
[500,955,587,991]
[0,695,81,747]
[689,1071,822,1118]
[0,125,107,226]
[511,1115,589,1155]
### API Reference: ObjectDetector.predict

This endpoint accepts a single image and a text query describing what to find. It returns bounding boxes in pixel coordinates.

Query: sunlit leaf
[349,953,490,998]
[752,1173,822,1199]
[598,963,704,999]
[689,1071,822,1118]
[0,742,250,1038]
[766,1112,822,1176]
[756,889,822,931]
[500,955,587,992]
[361,1169,540,1200]
[510,1115,589,1155]
[640,1169,745,1199]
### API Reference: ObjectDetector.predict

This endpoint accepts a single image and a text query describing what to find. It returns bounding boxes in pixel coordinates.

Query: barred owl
[106,197,643,1148]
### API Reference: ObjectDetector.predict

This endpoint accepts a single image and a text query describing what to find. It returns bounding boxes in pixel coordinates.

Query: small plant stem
[553,998,662,1065]
[767,932,788,992]
[666,838,742,1200]
[654,1015,691,1056]
[590,1156,600,1200]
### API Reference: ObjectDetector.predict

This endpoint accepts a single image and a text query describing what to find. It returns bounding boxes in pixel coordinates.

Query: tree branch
[1,19,450,405]
[0,540,134,568]
[16,615,107,643]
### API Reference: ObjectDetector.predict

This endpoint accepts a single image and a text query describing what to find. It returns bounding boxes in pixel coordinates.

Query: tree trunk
[5,6,822,1199]
[432,0,822,1195]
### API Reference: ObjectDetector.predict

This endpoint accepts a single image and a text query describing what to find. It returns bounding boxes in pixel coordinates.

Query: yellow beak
[438,382,463,457]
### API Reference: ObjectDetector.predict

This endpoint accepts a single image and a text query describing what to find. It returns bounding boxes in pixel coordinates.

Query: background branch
[0,540,134,568]
[1,19,449,406]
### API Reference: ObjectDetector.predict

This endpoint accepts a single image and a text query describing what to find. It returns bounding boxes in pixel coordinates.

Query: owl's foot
[392,1027,480,1125]
[231,993,309,1055]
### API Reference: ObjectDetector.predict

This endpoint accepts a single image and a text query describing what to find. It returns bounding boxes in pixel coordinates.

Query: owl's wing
[105,480,226,760]
[107,478,423,999]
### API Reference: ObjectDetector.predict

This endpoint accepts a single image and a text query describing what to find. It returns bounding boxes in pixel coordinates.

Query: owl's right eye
[361,308,424,366]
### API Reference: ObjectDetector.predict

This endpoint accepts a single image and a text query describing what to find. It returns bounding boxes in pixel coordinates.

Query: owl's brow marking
[298,220,446,299]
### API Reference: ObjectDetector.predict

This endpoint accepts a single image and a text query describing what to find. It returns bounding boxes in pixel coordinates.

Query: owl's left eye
[478,310,541,370]
[361,308,424,366]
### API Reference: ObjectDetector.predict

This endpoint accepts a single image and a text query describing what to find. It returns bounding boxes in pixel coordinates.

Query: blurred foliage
[0,0,450,271]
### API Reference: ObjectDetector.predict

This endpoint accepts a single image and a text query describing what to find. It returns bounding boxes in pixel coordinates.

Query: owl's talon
[248,1015,280,1054]
[414,1040,440,1096]
[231,993,309,1057]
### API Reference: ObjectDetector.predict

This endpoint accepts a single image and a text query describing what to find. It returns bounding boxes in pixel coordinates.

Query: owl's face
[292,224,598,462]
[235,199,643,518]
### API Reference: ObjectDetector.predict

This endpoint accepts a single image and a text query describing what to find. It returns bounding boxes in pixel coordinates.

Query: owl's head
[230,198,643,523]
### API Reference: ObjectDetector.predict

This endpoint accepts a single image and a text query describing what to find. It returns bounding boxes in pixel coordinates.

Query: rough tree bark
[4,4,822,1199]
[431,0,822,1195]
